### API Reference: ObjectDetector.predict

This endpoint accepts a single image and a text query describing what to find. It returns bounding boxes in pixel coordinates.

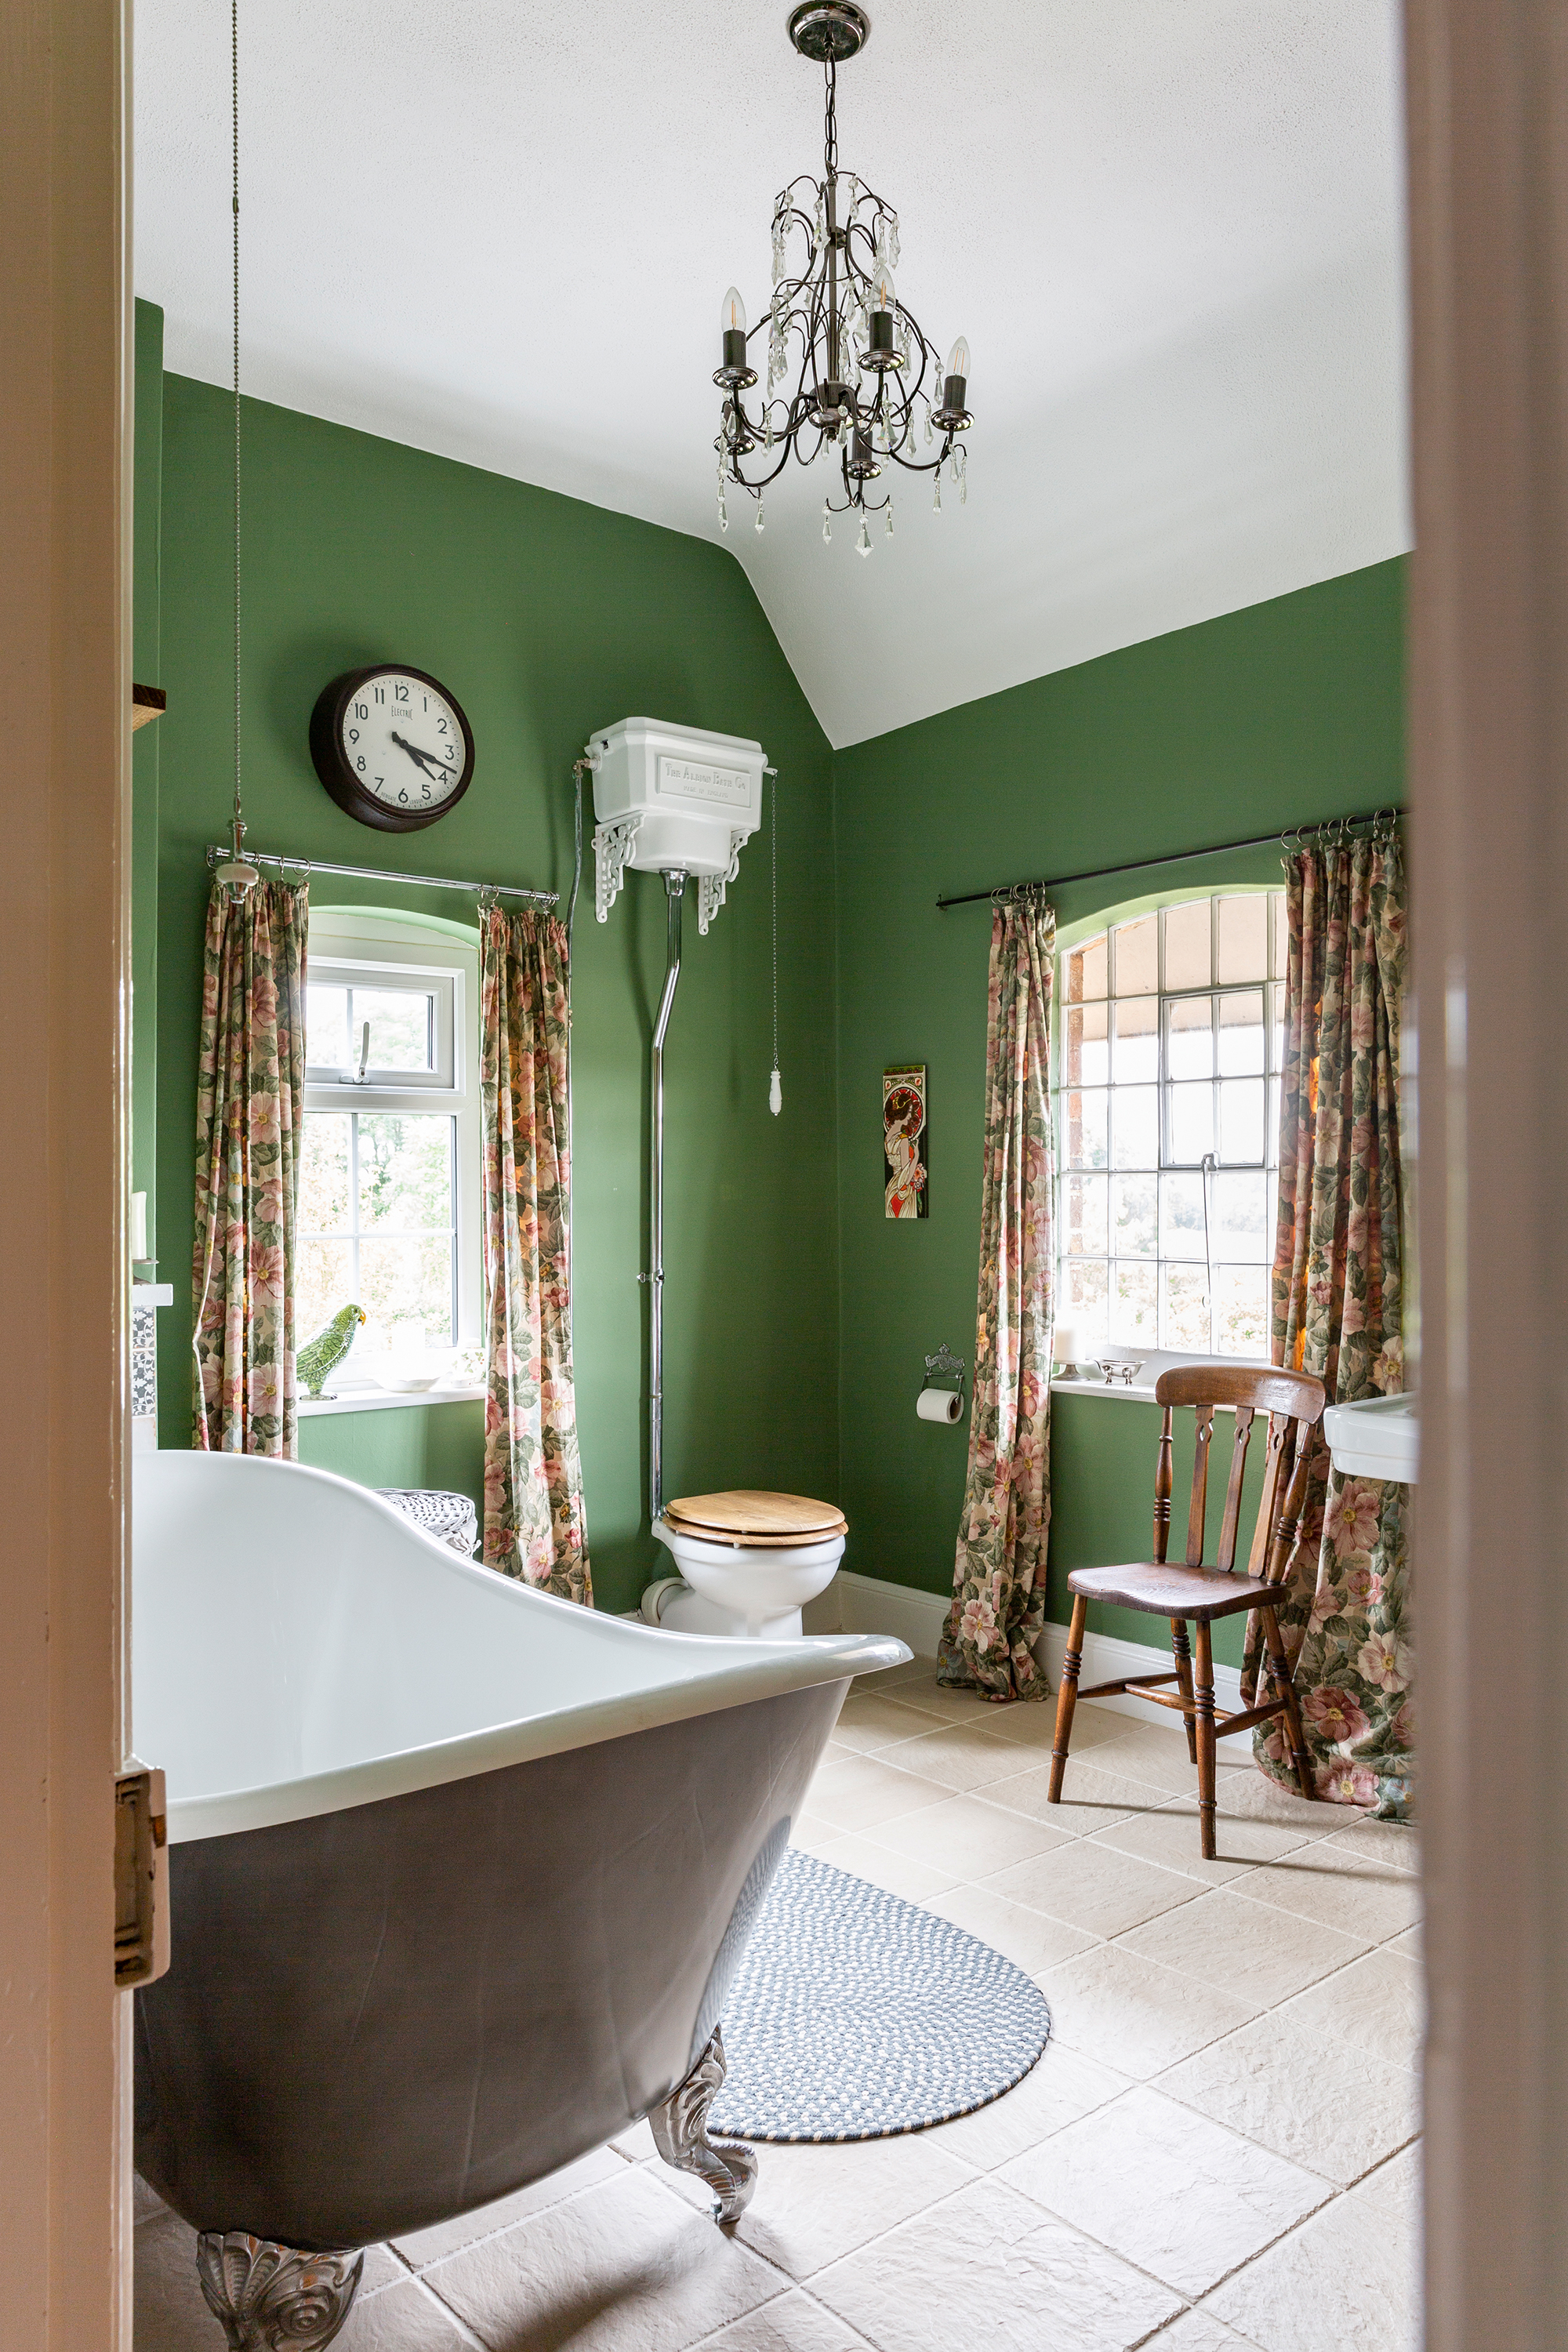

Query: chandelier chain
[823,56,837,185]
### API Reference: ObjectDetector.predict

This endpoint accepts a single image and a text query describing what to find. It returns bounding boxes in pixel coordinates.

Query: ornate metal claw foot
[195,2233,364,2351]
[648,2025,758,2224]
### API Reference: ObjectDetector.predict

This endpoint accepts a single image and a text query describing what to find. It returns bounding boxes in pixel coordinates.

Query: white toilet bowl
[643,1517,846,1640]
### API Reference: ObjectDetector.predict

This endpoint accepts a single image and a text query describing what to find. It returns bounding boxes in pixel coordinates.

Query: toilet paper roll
[917,1385,964,1424]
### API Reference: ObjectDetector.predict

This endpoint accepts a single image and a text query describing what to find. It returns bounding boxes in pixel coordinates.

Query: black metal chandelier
[713,2,971,554]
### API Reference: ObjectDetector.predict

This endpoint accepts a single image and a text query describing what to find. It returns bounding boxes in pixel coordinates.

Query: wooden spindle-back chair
[1047,1365,1327,1858]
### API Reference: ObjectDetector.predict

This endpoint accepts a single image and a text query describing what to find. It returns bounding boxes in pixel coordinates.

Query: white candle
[1053,1325,1080,1368]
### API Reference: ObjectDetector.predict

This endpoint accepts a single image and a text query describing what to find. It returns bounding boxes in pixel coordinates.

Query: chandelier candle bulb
[938,336,971,430]
[717,286,755,389]
[867,263,898,362]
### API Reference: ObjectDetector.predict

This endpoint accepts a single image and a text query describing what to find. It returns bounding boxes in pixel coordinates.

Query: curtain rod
[204,844,557,905]
[934,807,1402,911]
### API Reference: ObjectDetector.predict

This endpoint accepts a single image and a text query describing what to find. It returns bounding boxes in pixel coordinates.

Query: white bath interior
[134,1451,904,1844]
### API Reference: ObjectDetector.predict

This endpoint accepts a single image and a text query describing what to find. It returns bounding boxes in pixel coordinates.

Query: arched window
[299,909,482,1389]
[1056,890,1287,1359]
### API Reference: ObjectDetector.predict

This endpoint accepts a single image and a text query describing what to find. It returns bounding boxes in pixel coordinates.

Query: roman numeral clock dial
[309,665,476,833]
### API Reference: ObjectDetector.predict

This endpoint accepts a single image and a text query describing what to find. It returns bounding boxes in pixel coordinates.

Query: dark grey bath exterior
[136,1679,840,2252]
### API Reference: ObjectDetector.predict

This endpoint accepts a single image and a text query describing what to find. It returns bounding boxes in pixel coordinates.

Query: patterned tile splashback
[132,1304,158,1428]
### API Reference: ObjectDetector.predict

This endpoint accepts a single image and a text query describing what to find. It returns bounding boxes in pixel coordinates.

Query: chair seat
[1066,1560,1281,1621]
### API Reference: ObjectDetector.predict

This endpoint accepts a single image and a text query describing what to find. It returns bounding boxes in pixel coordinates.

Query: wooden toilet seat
[663,1489,848,1549]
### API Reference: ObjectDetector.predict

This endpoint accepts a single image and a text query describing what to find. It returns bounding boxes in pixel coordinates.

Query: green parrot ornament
[297,1303,366,1400]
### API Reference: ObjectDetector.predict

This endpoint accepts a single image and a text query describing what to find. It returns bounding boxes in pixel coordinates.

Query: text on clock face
[341,675,466,811]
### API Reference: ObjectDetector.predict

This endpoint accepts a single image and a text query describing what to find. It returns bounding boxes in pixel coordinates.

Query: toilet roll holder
[920,1344,967,1413]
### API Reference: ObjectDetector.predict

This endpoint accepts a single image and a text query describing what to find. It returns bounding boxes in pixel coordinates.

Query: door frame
[1406,0,1568,2343]
[0,0,134,2343]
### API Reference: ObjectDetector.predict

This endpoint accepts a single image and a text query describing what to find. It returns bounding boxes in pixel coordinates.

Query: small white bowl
[377,1371,440,1393]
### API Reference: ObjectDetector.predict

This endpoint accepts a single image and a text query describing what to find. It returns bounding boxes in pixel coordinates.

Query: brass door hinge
[114,1761,169,1987]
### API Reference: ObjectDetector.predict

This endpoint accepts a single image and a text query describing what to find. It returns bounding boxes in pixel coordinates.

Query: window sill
[298,1385,485,1418]
[1051,1349,1272,1408]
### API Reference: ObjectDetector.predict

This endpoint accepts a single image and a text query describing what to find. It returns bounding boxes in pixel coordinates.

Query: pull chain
[213,0,257,902]
[231,0,241,845]
[768,767,782,1116]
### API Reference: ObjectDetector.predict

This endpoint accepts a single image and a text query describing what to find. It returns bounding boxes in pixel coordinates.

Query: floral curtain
[1242,834,1413,1818]
[938,899,1055,1701]
[191,876,310,1454]
[479,904,591,1605]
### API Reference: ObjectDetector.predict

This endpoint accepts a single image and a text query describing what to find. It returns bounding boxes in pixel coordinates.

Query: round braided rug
[710,1846,1052,2143]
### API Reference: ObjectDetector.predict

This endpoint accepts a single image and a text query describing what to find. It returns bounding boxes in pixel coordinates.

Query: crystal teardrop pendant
[888,214,901,269]
[718,488,729,532]
[933,465,942,514]
[959,452,967,505]
[884,497,894,538]
[857,514,872,557]
[822,498,832,545]
[754,494,765,535]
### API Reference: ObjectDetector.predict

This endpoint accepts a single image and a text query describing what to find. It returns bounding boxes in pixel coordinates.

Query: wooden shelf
[132,682,166,731]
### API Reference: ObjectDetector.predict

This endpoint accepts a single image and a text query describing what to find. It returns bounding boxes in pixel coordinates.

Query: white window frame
[301,910,482,1388]
[1054,887,1287,1367]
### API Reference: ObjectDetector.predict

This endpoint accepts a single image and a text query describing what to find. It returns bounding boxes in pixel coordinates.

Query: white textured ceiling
[134,1,1410,749]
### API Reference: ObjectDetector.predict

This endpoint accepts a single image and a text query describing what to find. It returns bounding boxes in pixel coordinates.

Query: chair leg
[1263,1606,1316,1802]
[1170,1619,1197,1763]
[1048,1595,1088,1802]
[1193,1621,1217,1860]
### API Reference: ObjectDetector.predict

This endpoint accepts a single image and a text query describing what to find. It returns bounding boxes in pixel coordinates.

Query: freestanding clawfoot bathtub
[132,1452,906,2350]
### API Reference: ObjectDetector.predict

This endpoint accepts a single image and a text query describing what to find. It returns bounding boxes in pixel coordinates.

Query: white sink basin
[1323,1393,1418,1485]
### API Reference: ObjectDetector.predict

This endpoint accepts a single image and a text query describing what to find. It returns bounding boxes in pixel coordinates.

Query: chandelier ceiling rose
[709,5,971,554]
[786,2,870,64]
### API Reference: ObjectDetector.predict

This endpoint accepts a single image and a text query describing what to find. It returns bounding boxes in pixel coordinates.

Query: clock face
[310,665,476,833]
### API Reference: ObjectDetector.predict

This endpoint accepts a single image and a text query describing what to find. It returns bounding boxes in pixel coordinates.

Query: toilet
[641,1490,847,1639]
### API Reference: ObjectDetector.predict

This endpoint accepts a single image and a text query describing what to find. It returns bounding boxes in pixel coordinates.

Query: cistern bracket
[648,2025,758,2225]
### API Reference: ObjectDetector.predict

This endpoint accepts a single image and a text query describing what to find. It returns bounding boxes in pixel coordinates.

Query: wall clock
[309,665,475,833]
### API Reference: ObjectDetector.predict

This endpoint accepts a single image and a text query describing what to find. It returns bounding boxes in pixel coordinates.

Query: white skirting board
[810,1570,1256,1761]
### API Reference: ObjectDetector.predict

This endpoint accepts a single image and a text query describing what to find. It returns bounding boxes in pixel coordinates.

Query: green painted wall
[151,367,839,1615]
[297,1402,487,1521]
[132,299,164,1232]
[135,314,1406,1654]
[831,558,1406,1665]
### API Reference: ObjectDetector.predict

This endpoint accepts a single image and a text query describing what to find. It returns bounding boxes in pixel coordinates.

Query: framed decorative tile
[884,1064,928,1219]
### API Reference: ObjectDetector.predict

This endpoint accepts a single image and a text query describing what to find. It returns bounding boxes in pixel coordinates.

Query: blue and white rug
[711,1846,1052,2143]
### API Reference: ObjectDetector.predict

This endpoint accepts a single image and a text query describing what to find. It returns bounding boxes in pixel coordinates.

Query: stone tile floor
[136,1659,1421,2351]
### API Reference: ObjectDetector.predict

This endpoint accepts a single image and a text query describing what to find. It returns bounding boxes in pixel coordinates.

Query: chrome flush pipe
[646,869,686,1526]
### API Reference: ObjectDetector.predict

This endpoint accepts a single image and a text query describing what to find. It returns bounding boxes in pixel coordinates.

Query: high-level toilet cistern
[586,717,849,1638]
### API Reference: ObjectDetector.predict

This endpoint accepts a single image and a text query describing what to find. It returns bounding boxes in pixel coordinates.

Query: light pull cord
[213,0,258,904]
[768,765,781,1114]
